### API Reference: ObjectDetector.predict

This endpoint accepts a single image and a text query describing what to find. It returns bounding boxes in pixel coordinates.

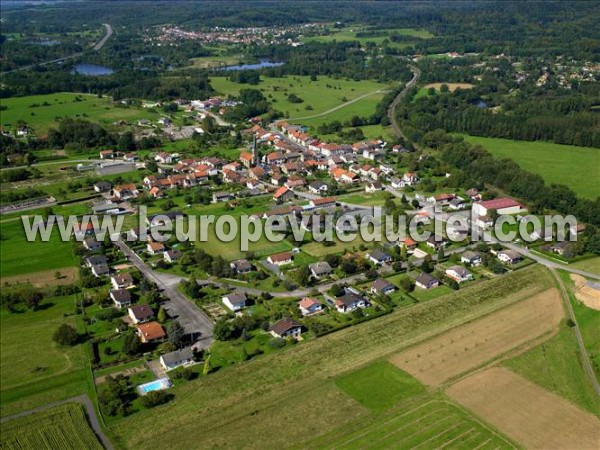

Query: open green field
[209,75,388,122]
[305,26,434,47]
[338,190,390,206]
[0,92,161,135]
[461,135,600,200]
[108,266,548,448]
[570,257,600,276]
[0,219,78,278]
[0,403,103,450]
[309,395,515,449]
[0,295,88,417]
[335,361,425,412]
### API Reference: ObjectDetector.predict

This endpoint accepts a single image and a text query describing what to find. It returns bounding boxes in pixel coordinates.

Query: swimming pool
[137,378,171,395]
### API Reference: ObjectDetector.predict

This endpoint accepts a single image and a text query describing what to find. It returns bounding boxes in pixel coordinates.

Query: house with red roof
[473,197,525,216]
[273,186,294,203]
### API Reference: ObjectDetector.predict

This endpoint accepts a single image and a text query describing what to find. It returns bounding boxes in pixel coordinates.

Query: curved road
[0,394,113,450]
[1,24,113,75]
[288,88,388,121]
[388,64,420,141]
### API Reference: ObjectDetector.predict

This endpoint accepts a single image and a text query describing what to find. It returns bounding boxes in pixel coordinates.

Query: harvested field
[424,82,474,91]
[570,274,600,311]
[0,267,79,288]
[390,288,563,385]
[446,367,600,450]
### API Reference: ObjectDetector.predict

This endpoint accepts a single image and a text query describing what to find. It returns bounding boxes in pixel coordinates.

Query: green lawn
[305,26,434,47]
[335,360,424,412]
[461,135,600,200]
[0,219,78,278]
[570,257,600,276]
[0,295,89,417]
[209,75,388,123]
[0,403,103,450]
[0,92,161,135]
[503,320,600,417]
[338,191,390,206]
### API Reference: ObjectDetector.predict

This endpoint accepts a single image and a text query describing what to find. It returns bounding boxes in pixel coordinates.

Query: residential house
[335,292,368,313]
[110,289,132,308]
[137,322,166,343]
[401,172,419,187]
[128,305,154,324]
[449,197,467,210]
[222,293,247,312]
[160,348,195,371]
[99,150,114,160]
[415,273,440,290]
[155,152,174,164]
[429,193,455,206]
[111,273,134,290]
[466,188,482,201]
[309,197,337,210]
[461,251,483,266]
[230,259,253,274]
[91,262,110,278]
[164,249,182,263]
[93,181,112,192]
[83,237,102,252]
[371,279,396,295]
[497,250,522,264]
[309,262,332,279]
[426,235,446,250]
[367,249,392,266]
[113,183,139,200]
[212,191,233,203]
[269,318,302,339]
[298,297,323,316]
[273,186,294,203]
[399,237,418,252]
[240,152,254,168]
[147,242,165,255]
[365,181,383,193]
[308,180,328,194]
[285,175,306,189]
[267,252,293,266]
[446,266,473,283]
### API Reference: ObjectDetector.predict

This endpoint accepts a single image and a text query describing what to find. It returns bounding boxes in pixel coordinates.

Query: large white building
[472,197,525,216]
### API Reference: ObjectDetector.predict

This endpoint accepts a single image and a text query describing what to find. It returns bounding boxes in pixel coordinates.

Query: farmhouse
[137,322,166,343]
[415,273,440,290]
[267,252,293,266]
[309,197,337,210]
[309,261,332,279]
[269,318,302,339]
[147,242,165,255]
[111,273,134,290]
[446,266,474,283]
[110,289,132,308]
[473,197,525,216]
[273,186,294,203]
[128,305,154,324]
[371,279,396,295]
[160,348,195,371]
[222,293,247,312]
[298,297,323,316]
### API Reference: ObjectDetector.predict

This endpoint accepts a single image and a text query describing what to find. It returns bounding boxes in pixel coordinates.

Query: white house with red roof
[473,197,525,216]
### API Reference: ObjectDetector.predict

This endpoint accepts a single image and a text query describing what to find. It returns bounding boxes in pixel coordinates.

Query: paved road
[1,24,113,75]
[550,268,600,397]
[0,394,113,450]
[388,64,421,141]
[115,239,214,348]
[289,88,389,121]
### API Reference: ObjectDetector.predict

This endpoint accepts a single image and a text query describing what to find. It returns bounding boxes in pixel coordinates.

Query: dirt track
[390,289,563,385]
[446,367,600,450]
[0,267,79,288]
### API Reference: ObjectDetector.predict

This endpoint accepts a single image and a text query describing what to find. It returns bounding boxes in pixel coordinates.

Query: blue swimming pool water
[137,378,171,395]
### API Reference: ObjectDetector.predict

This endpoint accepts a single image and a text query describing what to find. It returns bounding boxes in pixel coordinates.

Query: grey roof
[225,293,247,305]
[309,261,332,276]
[111,289,131,302]
[372,278,394,291]
[415,273,439,286]
[270,318,302,335]
[231,259,252,271]
[161,348,194,366]
[369,249,391,262]
[128,304,154,320]
[448,266,469,277]
[86,255,108,266]
[462,250,481,261]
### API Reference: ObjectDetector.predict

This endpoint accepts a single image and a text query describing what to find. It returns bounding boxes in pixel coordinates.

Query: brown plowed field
[390,288,563,385]
[446,367,600,450]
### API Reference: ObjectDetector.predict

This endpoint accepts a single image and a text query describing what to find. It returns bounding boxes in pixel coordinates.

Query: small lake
[220,59,284,71]
[72,63,115,76]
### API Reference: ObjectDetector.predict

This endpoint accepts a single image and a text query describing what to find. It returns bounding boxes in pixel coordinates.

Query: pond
[72,63,115,76]
[220,59,284,71]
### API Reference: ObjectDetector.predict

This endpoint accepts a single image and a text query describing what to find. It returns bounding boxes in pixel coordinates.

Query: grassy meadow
[305,26,434,48]
[0,403,103,450]
[209,75,388,122]
[0,295,89,417]
[461,135,600,200]
[0,92,161,135]
[107,266,548,448]
[0,219,79,278]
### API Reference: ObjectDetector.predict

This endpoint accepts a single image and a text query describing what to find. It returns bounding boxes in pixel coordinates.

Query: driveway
[115,240,214,346]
